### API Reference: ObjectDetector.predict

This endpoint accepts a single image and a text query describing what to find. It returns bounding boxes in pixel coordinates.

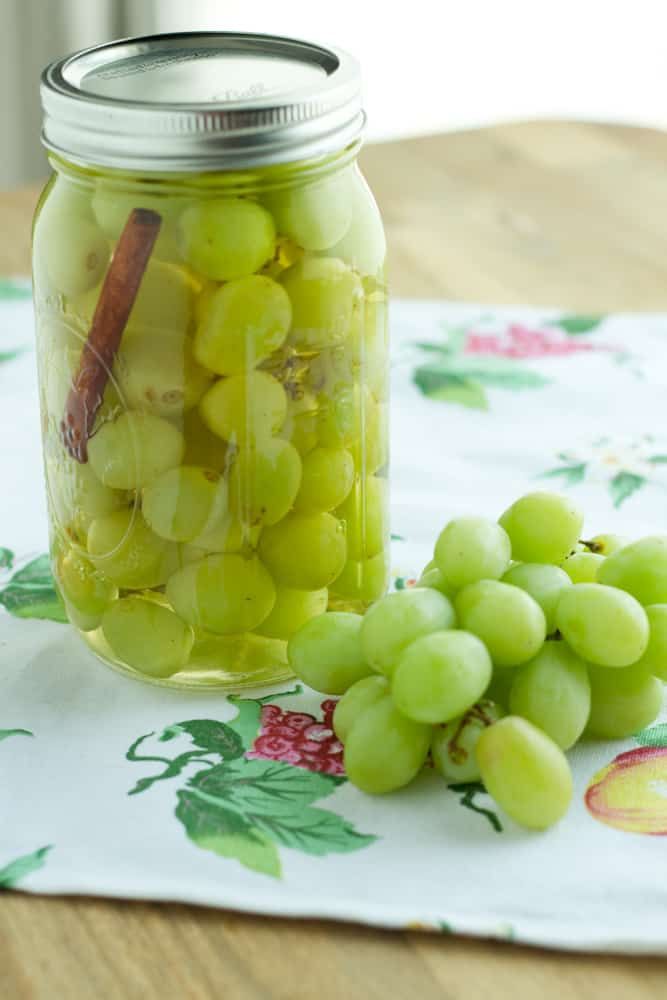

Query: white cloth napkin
[2,278,667,953]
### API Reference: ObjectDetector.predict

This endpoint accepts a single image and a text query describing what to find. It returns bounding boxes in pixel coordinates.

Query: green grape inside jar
[33,33,389,689]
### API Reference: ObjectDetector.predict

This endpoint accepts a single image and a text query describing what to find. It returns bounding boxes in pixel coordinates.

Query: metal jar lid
[40,32,364,172]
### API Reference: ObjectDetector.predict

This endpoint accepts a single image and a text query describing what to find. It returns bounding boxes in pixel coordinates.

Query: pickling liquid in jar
[33,34,389,689]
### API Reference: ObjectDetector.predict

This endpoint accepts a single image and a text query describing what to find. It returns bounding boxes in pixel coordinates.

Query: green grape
[597,536,667,605]
[587,664,663,739]
[279,389,319,456]
[38,205,109,297]
[199,371,287,444]
[259,512,346,589]
[501,562,572,634]
[142,466,228,542]
[483,668,516,710]
[335,476,388,560]
[330,551,389,605]
[129,260,200,332]
[556,583,649,667]
[101,596,194,679]
[178,198,275,280]
[343,696,431,794]
[188,630,288,676]
[229,438,302,526]
[307,292,389,400]
[75,259,198,336]
[87,508,169,589]
[182,408,229,472]
[360,588,456,677]
[392,629,493,724]
[636,604,667,680]
[115,331,213,418]
[476,716,573,830]
[92,184,184,259]
[166,553,276,634]
[287,611,373,694]
[294,447,355,513]
[509,640,591,749]
[415,566,457,599]
[583,533,629,556]
[88,412,185,490]
[40,345,82,426]
[191,514,261,554]
[281,256,362,351]
[431,700,504,783]
[333,675,389,742]
[309,295,388,401]
[46,453,127,538]
[354,293,389,399]
[349,398,389,475]
[322,172,386,276]
[56,549,117,632]
[317,383,365,448]
[434,517,511,590]
[454,581,546,667]
[193,275,292,375]
[254,586,328,640]
[561,551,605,584]
[193,280,221,326]
[499,491,584,564]
[38,314,86,356]
[266,170,352,251]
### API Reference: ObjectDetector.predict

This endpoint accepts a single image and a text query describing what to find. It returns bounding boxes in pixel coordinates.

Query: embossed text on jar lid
[41,32,364,171]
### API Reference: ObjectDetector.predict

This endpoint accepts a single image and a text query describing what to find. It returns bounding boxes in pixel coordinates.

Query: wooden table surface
[2,122,667,999]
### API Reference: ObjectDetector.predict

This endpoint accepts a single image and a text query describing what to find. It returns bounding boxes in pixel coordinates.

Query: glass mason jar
[33,34,389,689]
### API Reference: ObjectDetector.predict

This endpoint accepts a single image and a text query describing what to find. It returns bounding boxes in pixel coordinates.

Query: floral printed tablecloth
[2,276,667,954]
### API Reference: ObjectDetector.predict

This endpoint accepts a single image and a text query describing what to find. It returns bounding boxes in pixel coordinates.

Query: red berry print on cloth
[464,323,608,360]
[412,314,618,410]
[247,700,345,776]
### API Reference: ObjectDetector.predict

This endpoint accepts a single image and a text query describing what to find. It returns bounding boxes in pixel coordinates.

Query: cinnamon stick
[60,207,162,462]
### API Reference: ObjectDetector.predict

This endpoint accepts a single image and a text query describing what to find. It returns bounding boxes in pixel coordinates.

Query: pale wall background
[1,0,667,186]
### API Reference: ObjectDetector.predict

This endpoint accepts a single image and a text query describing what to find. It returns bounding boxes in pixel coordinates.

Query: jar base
[77,626,295,691]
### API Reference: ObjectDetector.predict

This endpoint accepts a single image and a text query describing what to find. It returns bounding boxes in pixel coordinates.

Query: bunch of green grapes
[285,490,667,833]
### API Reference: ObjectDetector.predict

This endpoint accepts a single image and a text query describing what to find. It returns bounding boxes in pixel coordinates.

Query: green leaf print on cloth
[634,725,667,748]
[0,731,52,887]
[0,548,14,570]
[539,436,666,509]
[552,314,604,334]
[126,690,376,879]
[0,277,32,301]
[449,782,503,833]
[0,846,52,889]
[0,728,32,742]
[0,349,25,365]
[0,553,67,623]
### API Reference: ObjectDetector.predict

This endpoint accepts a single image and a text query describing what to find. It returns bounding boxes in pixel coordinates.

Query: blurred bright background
[2,0,667,186]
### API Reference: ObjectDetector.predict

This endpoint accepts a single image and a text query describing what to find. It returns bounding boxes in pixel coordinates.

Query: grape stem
[61,207,162,462]
[580,539,602,553]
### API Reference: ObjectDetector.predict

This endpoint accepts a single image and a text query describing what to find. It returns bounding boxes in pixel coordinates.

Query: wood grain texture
[2,123,667,997]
